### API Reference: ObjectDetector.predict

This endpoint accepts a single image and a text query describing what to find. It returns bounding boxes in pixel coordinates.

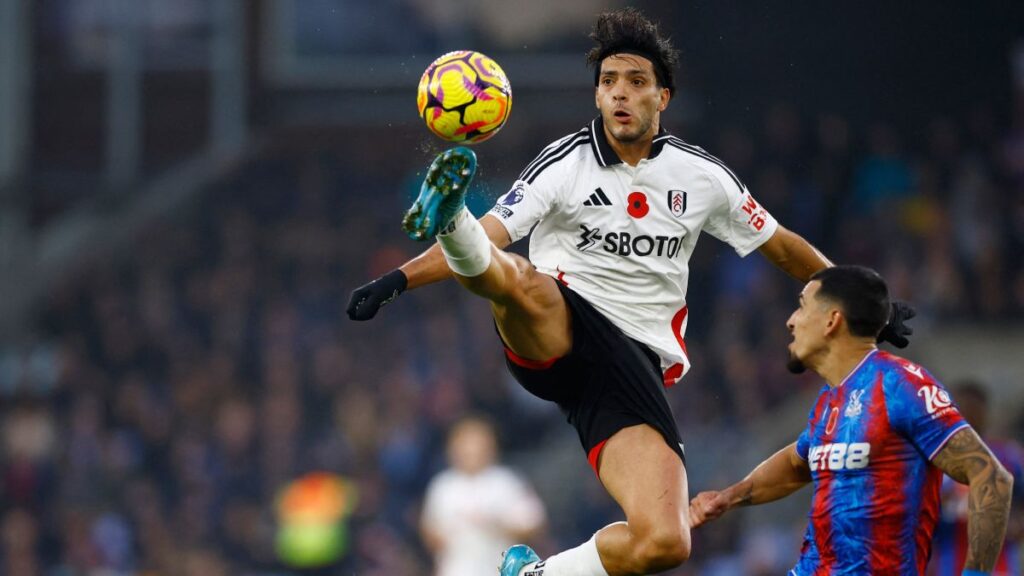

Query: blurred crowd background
[1,1,1023,575]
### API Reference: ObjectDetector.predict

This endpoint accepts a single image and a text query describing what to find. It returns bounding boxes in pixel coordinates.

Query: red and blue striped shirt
[792,350,969,575]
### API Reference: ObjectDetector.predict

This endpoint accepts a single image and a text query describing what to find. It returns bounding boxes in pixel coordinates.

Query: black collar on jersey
[589,115,672,167]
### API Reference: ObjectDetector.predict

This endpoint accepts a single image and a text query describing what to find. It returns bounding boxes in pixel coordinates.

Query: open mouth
[613,110,631,121]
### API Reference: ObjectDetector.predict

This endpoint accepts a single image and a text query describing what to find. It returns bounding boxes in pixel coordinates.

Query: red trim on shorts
[504,347,560,370]
[588,439,609,476]
[556,269,568,286]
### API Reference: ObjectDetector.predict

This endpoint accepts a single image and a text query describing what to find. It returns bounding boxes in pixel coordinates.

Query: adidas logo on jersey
[583,187,613,206]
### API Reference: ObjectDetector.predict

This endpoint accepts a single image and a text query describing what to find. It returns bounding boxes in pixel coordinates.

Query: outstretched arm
[347,214,511,320]
[757,225,916,347]
[757,224,833,282]
[690,442,811,528]
[932,428,1014,573]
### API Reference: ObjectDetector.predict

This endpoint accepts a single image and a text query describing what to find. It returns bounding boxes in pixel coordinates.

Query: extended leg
[405,148,571,361]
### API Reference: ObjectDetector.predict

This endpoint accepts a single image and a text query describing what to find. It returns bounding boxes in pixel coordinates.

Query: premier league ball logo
[500,183,525,206]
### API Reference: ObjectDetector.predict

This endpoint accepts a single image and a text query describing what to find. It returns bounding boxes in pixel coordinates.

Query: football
[417,50,512,144]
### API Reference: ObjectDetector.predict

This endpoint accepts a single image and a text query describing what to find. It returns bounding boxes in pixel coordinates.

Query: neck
[814,341,877,388]
[603,122,656,167]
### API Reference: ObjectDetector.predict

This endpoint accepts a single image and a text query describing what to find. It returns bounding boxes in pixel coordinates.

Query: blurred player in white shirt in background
[420,416,546,576]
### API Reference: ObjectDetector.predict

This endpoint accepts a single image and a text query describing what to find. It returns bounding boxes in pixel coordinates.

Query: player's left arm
[757,224,917,347]
[700,169,830,282]
[689,441,811,528]
[757,224,833,282]
[931,427,1015,573]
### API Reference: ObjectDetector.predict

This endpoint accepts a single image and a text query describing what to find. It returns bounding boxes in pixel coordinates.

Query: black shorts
[503,281,686,474]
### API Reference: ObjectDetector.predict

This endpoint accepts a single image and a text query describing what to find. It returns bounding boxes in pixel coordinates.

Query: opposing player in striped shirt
[689,266,1013,576]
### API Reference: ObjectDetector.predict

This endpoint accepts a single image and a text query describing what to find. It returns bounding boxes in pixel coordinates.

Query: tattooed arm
[932,428,1014,572]
[689,442,811,528]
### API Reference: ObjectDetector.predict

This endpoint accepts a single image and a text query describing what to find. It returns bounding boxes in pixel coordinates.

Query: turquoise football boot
[499,544,541,576]
[402,147,477,241]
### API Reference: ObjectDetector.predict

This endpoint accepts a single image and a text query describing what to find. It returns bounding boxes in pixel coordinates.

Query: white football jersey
[421,466,545,576]
[489,117,778,385]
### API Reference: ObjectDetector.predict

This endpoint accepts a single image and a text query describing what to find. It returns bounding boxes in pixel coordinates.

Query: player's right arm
[345,215,511,321]
[931,427,1014,573]
[689,442,811,528]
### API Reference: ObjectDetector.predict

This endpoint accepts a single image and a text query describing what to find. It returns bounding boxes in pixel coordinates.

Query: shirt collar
[589,115,672,167]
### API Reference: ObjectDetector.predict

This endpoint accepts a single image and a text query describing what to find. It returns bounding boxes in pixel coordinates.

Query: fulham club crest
[667,189,687,218]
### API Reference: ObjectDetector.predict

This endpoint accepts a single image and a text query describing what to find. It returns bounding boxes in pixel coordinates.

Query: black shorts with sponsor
[503,281,686,471]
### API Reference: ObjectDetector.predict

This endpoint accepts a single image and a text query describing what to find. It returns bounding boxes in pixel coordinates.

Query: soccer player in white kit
[421,417,546,576]
[348,8,913,576]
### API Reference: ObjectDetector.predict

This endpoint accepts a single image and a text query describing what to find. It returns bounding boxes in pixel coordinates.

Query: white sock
[519,534,609,576]
[437,207,492,277]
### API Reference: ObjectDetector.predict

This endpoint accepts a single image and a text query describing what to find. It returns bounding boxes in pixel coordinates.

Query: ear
[595,87,601,110]
[823,309,843,338]
[658,87,671,112]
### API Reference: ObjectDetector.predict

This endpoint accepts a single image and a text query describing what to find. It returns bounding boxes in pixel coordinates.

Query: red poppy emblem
[627,192,649,219]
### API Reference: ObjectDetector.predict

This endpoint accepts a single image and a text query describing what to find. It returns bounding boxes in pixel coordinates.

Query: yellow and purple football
[417,50,512,144]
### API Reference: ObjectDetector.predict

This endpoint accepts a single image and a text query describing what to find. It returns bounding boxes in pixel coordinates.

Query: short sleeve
[884,362,970,460]
[488,140,575,242]
[487,178,558,242]
[700,165,779,257]
[796,428,811,461]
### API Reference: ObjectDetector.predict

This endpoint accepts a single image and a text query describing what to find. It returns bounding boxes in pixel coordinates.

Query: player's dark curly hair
[586,7,680,96]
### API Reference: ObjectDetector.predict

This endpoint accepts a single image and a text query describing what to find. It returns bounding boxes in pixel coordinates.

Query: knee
[633,524,691,572]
